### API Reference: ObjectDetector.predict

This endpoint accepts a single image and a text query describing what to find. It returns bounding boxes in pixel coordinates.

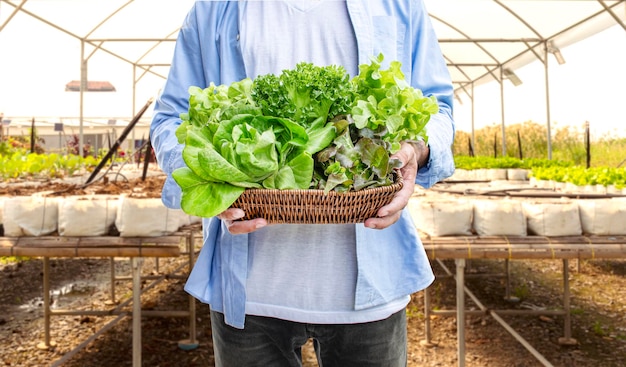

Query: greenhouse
[1,1,626,367]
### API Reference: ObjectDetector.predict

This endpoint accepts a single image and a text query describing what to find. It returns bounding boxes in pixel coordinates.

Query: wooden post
[585,121,591,168]
[517,130,523,160]
[142,139,152,181]
[30,117,36,153]
[493,132,498,158]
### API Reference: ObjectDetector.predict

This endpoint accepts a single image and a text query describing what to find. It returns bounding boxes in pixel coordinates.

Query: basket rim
[236,171,403,196]
[230,171,403,223]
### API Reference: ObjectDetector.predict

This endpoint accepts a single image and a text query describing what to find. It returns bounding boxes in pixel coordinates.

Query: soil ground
[2,172,626,366]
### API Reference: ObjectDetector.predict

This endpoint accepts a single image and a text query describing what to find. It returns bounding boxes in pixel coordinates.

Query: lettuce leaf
[172,167,246,218]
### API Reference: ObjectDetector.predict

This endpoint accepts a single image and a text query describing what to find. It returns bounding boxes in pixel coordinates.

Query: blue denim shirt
[150,0,456,329]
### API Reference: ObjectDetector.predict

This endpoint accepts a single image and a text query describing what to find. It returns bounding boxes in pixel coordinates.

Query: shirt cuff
[415,112,455,188]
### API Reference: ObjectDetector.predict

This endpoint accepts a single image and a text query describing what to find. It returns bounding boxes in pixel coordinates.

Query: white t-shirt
[239,0,358,78]
[240,0,409,324]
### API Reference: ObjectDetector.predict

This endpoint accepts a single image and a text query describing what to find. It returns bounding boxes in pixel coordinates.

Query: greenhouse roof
[427,0,625,94]
[2,0,624,92]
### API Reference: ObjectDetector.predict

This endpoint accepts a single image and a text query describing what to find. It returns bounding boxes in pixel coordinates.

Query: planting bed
[1,170,626,366]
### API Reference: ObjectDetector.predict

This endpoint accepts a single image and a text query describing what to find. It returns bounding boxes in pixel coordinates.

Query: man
[150,1,455,366]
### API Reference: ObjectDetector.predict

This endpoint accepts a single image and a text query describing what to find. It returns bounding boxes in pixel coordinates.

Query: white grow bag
[522,200,582,237]
[473,199,527,236]
[408,198,473,237]
[57,196,120,236]
[577,198,626,235]
[115,196,191,237]
[2,196,60,236]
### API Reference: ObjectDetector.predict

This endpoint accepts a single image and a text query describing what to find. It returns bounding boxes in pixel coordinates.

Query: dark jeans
[210,309,407,367]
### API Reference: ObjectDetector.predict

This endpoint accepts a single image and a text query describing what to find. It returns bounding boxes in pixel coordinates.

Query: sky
[1,5,625,138]
[0,3,170,122]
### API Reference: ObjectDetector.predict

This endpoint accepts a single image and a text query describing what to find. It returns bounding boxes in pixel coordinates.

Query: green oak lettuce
[312,54,439,192]
[251,62,355,127]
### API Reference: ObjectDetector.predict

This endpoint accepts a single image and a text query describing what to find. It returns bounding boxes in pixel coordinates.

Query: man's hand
[364,141,428,230]
[217,208,267,235]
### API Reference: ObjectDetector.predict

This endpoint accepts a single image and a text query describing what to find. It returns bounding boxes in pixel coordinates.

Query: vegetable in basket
[173,54,439,218]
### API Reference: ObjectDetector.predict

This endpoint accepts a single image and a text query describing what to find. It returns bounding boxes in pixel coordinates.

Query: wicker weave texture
[231,175,403,224]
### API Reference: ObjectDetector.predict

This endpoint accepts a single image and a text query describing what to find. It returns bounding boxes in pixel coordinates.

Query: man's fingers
[217,208,267,234]
[226,218,267,235]
[364,210,402,229]
[217,208,245,221]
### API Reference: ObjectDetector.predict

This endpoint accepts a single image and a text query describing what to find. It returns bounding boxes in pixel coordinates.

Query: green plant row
[453,155,626,188]
[530,166,626,189]
[454,155,573,170]
[0,151,97,180]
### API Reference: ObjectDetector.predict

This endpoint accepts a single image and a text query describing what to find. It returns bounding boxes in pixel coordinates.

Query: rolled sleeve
[416,110,455,188]
[160,145,186,209]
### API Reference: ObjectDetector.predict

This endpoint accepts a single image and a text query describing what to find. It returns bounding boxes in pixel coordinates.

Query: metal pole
[423,287,433,345]
[36,257,58,350]
[132,258,142,367]
[499,68,507,157]
[544,43,553,160]
[471,82,476,154]
[178,230,200,350]
[110,258,117,304]
[188,232,197,344]
[489,311,555,367]
[131,65,137,163]
[563,259,572,339]
[79,41,87,158]
[559,259,578,346]
[505,259,511,299]
[50,314,127,367]
[41,258,52,348]
[456,259,466,367]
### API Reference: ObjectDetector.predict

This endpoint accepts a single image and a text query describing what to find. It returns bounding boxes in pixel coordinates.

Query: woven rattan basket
[230,172,403,224]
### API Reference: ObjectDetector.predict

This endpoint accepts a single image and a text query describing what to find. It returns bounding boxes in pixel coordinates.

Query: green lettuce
[174,113,317,217]
[173,55,439,217]
[311,54,439,192]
